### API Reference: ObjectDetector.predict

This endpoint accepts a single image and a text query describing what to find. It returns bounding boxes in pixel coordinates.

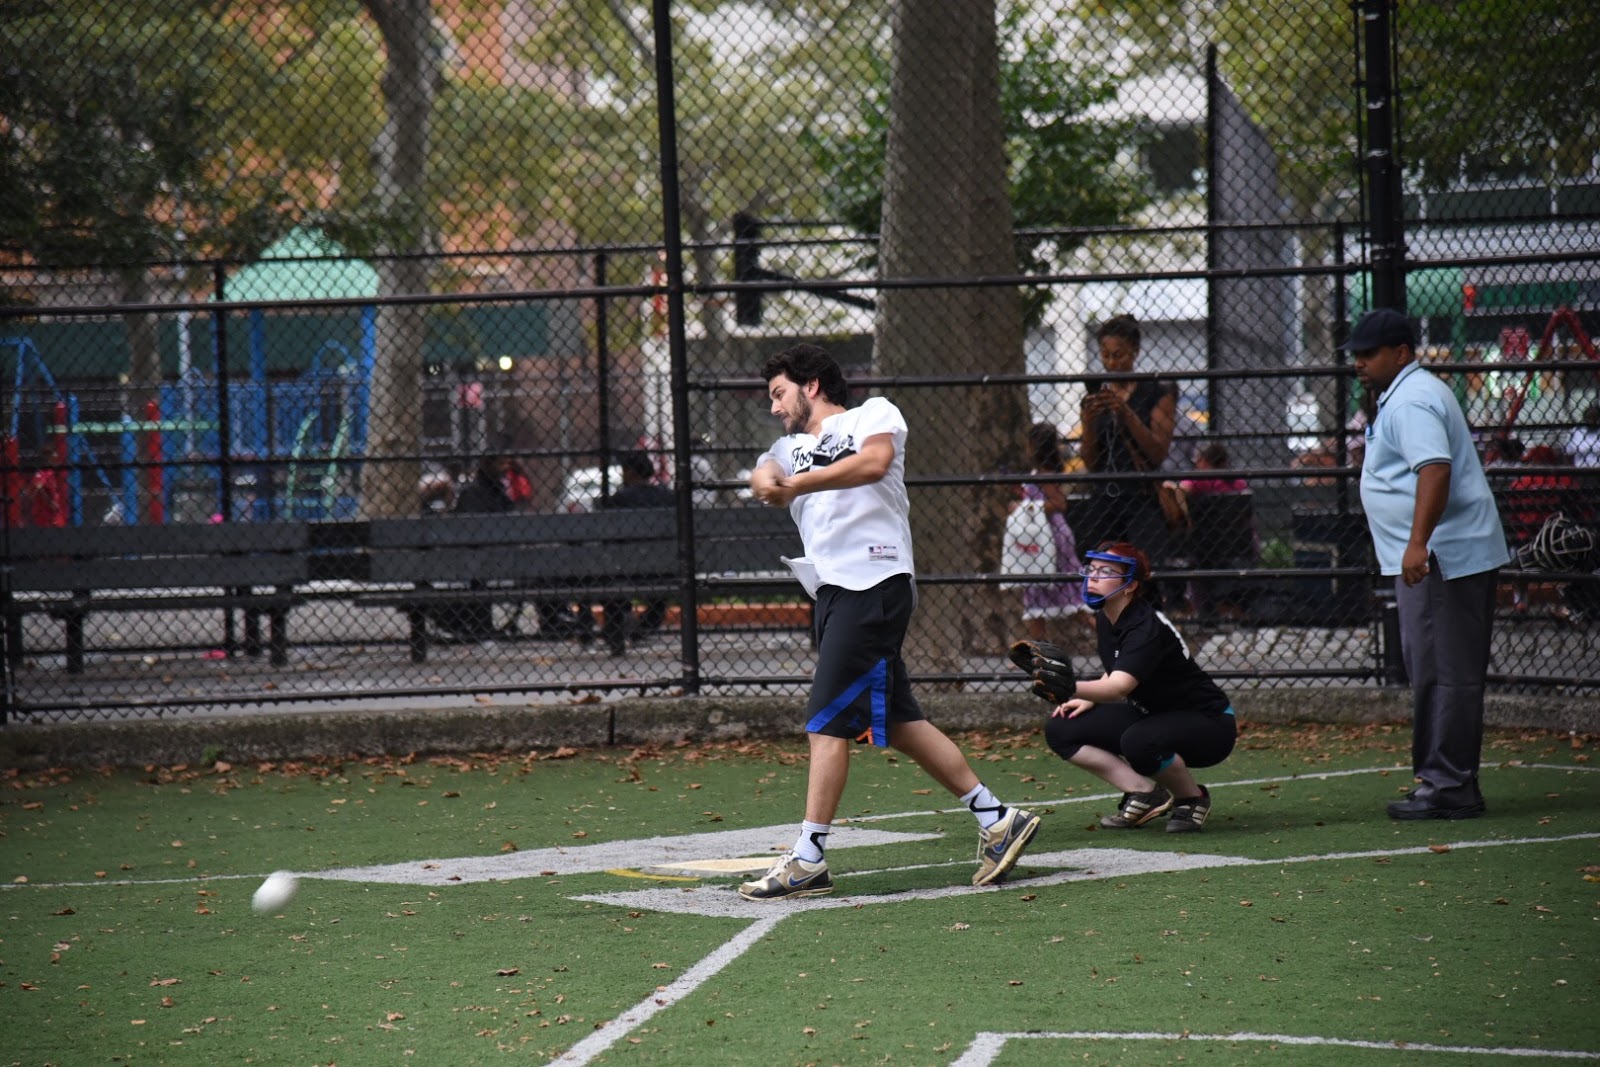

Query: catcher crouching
[1009,540,1236,833]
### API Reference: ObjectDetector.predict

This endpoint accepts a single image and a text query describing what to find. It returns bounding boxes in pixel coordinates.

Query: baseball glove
[1006,639,1078,704]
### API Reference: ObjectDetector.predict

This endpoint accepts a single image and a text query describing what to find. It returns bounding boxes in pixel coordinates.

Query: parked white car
[558,466,625,513]
[559,456,721,512]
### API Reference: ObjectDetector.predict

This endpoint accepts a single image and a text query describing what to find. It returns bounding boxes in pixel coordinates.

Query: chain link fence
[3,1,1597,720]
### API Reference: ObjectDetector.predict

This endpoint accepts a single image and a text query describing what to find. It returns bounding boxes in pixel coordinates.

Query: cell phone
[1083,378,1104,395]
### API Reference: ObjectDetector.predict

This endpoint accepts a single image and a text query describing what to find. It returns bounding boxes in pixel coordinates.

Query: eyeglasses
[1081,565,1127,578]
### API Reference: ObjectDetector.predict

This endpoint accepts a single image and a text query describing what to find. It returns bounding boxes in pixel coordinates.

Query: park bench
[2,522,309,673]
[348,505,806,661]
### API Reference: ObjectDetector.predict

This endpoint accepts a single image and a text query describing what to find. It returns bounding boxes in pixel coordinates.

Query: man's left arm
[1404,462,1451,585]
[759,433,894,508]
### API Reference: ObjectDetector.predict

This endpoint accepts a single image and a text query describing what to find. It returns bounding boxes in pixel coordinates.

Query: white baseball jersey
[757,396,915,591]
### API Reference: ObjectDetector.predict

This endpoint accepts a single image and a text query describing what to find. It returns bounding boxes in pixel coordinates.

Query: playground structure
[2,229,379,527]
[1499,304,1599,435]
[2,325,373,528]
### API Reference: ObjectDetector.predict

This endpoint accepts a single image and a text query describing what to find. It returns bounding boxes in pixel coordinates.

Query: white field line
[4,762,1594,892]
[570,832,1600,918]
[548,915,783,1066]
[548,830,1600,1067]
[950,1030,1600,1066]
[845,762,1600,824]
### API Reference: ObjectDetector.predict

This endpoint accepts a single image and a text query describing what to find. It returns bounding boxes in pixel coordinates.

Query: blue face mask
[1081,549,1139,606]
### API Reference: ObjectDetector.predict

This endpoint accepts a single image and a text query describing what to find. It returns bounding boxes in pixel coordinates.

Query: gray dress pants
[1393,560,1498,805]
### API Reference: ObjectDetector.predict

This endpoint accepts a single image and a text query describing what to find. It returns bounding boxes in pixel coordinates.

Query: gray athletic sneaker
[1165,786,1212,833]
[738,853,833,901]
[1099,785,1174,829]
[972,807,1041,886]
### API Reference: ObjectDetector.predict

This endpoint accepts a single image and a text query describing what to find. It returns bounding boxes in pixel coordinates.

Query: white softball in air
[251,870,299,914]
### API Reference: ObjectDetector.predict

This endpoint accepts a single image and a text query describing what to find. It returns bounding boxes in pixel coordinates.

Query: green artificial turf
[2,723,1596,1066]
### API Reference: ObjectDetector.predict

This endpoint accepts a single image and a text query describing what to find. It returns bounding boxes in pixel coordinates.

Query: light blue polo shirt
[1359,361,1508,579]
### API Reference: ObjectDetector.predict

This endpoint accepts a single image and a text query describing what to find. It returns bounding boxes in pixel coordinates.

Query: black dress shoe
[1386,795,1486,820]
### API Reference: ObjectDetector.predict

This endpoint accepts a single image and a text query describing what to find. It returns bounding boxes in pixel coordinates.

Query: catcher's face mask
[1081,549,1139,606]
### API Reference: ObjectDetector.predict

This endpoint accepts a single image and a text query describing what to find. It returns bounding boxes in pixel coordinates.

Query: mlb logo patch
[868,544,898,561]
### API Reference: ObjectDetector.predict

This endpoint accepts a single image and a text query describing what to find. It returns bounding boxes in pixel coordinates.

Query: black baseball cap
[1340,308,1416,353]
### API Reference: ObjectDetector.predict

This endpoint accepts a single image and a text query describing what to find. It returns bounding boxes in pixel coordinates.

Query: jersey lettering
[791,432,856,474]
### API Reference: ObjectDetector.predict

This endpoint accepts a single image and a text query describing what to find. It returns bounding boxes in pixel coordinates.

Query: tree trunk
[876,0,1027,673]
[363,0,438,518]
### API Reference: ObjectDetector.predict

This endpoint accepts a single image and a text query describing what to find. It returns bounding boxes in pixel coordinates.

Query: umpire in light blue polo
[1345,308,1509,820]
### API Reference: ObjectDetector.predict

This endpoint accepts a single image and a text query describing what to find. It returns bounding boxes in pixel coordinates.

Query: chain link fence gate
[2,1,1596,721]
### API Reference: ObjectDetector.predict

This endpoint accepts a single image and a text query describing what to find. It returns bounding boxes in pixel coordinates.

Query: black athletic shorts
[805,574,925,747]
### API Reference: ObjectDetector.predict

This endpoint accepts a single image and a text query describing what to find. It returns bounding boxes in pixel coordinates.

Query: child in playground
[1009,540,1237,833]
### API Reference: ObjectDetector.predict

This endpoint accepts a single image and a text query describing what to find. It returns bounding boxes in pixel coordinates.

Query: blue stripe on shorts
[805,657,890,747]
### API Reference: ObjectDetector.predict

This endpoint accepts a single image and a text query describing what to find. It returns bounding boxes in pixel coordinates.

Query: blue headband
[1082,549,1140,606]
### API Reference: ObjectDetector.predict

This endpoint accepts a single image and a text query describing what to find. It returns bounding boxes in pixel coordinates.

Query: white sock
[960,783,1007,830]
[792,821,830,863]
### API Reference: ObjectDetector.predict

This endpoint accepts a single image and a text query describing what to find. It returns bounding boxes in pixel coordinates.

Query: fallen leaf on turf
[1428,844,1451,854]
[496,968,520,976]
[52,907,73,916]
[500,841,518,852]
[387,1011,405,1021]
[151,978,180,987]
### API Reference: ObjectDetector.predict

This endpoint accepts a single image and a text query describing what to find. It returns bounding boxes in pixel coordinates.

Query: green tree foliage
[0,0,284,267]
[803,7,1147,323]
[1401,1,1600,188]
[1083,0,1598,218]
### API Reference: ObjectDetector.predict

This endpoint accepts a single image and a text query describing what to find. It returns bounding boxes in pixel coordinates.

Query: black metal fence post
[1360,0,1406,313]
[212,261,237,656]
[652,0,701,693]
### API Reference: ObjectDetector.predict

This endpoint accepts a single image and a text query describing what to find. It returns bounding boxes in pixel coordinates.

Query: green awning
[1348,267,1466,318]
[219,228,379,303]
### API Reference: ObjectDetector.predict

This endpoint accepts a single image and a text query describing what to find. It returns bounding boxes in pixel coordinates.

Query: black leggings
[1045,702,1236,778]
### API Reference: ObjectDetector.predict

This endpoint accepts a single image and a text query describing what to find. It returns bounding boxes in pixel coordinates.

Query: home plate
[638,857,776,878]
[311,824,940,886]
